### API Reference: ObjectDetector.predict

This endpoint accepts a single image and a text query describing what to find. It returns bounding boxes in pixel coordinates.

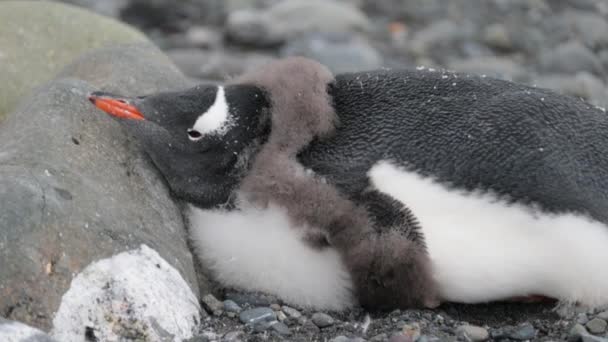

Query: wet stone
[282,305,302,319]
[492,323,537,340]
[586,318,607,334]
[239,307,276,325]
[223,330,245,342]
[223,300,242,313]
[270,321,291,336]
[312,312,336,328]
[597,311,608,321]
[201,294,223,316]
[456,324,489,341]
[569,323,589,342]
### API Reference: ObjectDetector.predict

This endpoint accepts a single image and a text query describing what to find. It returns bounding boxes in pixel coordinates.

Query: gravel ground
[55,0,608,341]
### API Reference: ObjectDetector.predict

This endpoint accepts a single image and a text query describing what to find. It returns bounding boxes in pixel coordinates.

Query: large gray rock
[226,0,371,47]
[0,44,204,340]
[0,1,148,121]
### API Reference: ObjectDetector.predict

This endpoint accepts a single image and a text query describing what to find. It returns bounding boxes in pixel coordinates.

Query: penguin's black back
[298,69,608,224]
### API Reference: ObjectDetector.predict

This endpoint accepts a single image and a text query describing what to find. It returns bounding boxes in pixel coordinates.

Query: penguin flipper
[347,189,439,310]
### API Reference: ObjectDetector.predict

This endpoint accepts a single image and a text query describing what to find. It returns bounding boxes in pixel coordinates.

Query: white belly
[370,161,608,307]
[187,201,355,311]
[188,161,608,310]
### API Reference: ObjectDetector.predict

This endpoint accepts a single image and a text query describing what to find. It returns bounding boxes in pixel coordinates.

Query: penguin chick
[232,57,438,309]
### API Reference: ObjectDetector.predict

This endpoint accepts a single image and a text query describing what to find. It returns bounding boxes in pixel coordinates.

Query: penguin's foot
[345,231,439,310]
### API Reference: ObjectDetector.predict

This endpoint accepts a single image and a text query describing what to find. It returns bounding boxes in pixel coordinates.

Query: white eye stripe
[189,86,232,140]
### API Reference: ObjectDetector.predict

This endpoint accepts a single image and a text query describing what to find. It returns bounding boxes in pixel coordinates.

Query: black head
[89,84,270,207]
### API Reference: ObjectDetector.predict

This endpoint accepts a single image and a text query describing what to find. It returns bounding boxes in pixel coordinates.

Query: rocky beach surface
[1,0,607,341]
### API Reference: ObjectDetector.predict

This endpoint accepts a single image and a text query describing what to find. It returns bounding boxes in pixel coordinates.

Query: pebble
[482,23,512,50]
[586,318,608,334]
[449,56,527,81]
[302,318,321,333]
[239,307,276,325]
[226,0,371,46]
[456,324,490,341]
[578,313,591,325]
[371,333,388,341]
[582,335,608,342]
[270,303,281,311]
[223,330,245,342]
[282,305,302,319]
[597,311,608,321]
[312,312,336,328]
[389,332,417,342]
[270,321,291,336]
[570,323,589,341]
[538,40,604,75]
[184,26,221,48]
[281,33,382,73]
[201,294,223,316]
[492,323,537,340]
[330,336,367,342]
[276,310,288,322]
[223,300,242,313]
[402,323,421,341]
[253,320,275,333]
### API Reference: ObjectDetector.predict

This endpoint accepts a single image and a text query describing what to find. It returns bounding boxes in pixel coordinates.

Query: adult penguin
[89,58,608,311]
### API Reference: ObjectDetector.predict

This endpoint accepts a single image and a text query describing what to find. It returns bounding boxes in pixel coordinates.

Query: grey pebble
[223,330,245,342]
[281,33,382,74]
[538,40,603,76]
[388,332,414,342]
[370,333,388,342]
[509,323,537,340]
[578,313,591,325]
[586,318,607,334]
[330,336,367,342]
[570,323,589,342]
[312,312,336,328]
[302,318,321,333]
[276,310,288,322]
[598,311,608,321]
[456,324,489,341]
[270,303,281,311]
[201,294,223,316]
[184,335,210,342]
[239,307,276,325]
[492,323,536,340]
[253,320,275,333]
[582,334,608,342]
[223,300,242,313]
[271,321,292,336]
[282,305,302,319]
[482,23,512,50]
[418,336,441,342]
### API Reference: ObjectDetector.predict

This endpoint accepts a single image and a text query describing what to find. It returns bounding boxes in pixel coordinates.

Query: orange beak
[88,93,145,121]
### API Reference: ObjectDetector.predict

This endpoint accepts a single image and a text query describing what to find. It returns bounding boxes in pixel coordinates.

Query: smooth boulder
[0,43,203,341]
[0,1,147,120]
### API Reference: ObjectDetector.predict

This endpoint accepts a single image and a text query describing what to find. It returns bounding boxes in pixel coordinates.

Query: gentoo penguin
[89,59,608,311]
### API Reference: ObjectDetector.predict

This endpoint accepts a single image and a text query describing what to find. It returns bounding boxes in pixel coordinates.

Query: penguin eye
[187,128,203,141]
